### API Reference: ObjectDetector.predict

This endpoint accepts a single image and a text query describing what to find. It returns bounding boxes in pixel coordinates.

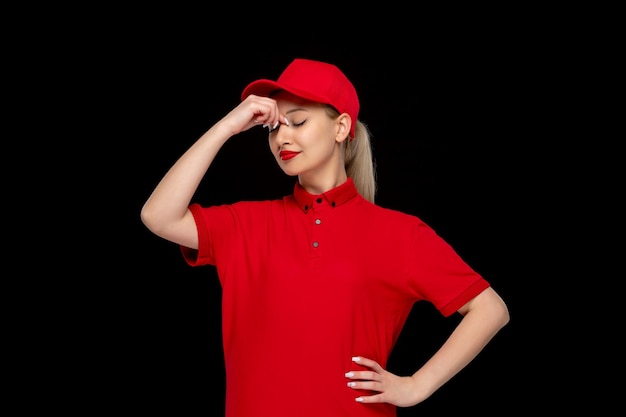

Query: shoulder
[221,196,299,218]
[366,199,424,225]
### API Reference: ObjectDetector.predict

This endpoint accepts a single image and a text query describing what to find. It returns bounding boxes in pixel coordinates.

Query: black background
[20,12,584,416]
[119,46,528,415]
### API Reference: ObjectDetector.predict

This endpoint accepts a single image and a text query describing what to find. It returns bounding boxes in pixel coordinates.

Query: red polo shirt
[182,177,489,417]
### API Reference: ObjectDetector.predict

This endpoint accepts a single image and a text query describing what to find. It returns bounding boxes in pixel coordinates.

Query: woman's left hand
[345,356,422,407]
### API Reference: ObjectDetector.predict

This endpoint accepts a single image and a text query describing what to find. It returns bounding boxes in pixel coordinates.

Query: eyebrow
[285,107,308,115]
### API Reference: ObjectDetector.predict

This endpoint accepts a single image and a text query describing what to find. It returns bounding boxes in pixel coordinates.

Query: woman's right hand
[220,94,284,136]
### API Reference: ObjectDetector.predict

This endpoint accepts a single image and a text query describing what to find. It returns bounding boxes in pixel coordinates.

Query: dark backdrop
[38,22,563,416]
[116,49,528,415]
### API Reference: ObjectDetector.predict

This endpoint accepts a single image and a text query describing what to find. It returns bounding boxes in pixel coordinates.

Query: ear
[335,113,351,143]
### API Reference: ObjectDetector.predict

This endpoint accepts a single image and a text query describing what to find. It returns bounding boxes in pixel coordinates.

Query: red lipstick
[279,150,300,161]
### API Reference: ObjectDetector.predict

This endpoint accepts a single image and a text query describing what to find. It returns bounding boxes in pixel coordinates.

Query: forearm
[411,288,509,400]
[140,121,232,238]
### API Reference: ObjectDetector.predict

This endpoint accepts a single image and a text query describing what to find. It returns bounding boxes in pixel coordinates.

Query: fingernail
[356,397,364,402]
[347,382,356,387]
[345,372,354,377]
[273,121,279,129]
[284,116,290,126]
[263,124,269,129]
[352,356,360,362]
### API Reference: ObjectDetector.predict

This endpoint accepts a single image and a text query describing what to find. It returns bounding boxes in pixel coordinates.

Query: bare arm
[140,94,283,249]
[406,287,510,401]
[346,287,510,407]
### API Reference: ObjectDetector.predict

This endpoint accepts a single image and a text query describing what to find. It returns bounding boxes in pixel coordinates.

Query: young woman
[141,58,510,417]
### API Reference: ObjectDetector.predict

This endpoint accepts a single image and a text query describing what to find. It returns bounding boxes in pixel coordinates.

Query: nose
[271,119,290,146]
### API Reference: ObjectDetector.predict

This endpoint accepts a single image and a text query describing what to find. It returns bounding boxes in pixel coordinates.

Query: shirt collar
[293,177,358,213]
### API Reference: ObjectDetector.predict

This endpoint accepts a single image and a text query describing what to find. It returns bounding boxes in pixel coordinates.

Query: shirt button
[316,198,322,204]
[312,241,319,248]
[331,201,336,207]
[315,219,321,225]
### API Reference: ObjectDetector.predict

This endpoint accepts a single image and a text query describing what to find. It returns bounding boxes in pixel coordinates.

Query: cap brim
[241,79,331,107]
[241,80,282,101]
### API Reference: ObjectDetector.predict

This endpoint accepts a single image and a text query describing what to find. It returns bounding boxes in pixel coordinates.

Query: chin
[280,167,300,176]
[275,160,299,176]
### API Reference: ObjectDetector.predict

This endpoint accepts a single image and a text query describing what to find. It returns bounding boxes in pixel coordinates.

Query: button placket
[310,199,325,251]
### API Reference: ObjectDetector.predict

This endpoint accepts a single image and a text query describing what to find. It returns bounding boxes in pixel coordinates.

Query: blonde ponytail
[344,120,376,203]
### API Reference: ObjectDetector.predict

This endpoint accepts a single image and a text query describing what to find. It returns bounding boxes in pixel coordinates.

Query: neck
[298,170,348,195]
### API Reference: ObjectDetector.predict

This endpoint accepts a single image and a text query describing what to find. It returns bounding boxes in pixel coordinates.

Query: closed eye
[269,119,306,134]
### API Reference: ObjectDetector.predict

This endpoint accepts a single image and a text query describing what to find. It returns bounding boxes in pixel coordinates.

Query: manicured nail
[345,372,354,377]
[263,124,269,129]
[273,121,279,129]
[284,116,290,125]
[352,356,360,362]
[356,397,364,402]
[347,382,356,387]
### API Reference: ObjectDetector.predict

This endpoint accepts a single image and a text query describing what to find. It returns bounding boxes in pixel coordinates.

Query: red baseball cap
[241,58,359,138]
